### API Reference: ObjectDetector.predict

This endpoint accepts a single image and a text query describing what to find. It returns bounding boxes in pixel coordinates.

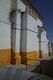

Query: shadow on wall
[20,52,27,64]
[10,49,16,65]
[32,59,53,78]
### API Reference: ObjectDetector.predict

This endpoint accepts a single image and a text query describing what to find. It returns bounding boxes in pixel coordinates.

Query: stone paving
[0,66,52,80]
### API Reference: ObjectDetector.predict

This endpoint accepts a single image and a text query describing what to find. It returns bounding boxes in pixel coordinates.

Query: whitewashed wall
[27,31,39,52]
[0,0,10,23]
[18,0,26,12]
[37,18,43,27]
[41,30,48,53]
[16,12,21,29]
[0,22,11,49]
[0,0,11,49]
[11,0,26,12]
[15,12,21,53]
[12,12,21,53]
[15,30,21,52]
[0,0,48,55]
[27,14,48,54]
[27,14,39,52]
[27,14,38,32]
[20,12,27,52]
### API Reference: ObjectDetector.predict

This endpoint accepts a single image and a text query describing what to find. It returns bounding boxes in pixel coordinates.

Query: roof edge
[26,0,44,20]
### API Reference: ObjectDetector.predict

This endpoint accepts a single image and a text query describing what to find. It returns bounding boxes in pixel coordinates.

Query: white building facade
[0,0,49,66]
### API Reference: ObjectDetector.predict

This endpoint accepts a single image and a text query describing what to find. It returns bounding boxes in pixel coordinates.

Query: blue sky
[30,0,53,42]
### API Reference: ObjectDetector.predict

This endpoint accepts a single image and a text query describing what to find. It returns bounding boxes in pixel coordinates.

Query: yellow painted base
[20,51,49,64]
[0,49,49,66]
[10,50,21,64]
[27,51,39,64]
[20,51,39,64]
[0,49,11,67]
[20,52,27,64]
[0,49,21,67]
[16,53,21,64]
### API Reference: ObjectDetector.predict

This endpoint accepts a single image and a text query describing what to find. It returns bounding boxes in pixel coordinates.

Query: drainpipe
[9,10,17,64]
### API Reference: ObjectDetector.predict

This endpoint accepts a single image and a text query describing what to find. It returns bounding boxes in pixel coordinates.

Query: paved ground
[4,61,40,71]
[1,58,53,79]
[0,66,52,80]
[5,64,26,70]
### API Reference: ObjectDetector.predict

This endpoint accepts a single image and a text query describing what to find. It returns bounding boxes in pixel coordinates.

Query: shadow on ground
[32,59,53,78]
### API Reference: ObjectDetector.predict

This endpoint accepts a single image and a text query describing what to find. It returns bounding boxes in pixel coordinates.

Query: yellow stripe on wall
[0,49,49,66]
[0,49,11,67]
[20,51,39,64]
[0,49,21,67]
[16,53,21,64]
[20,51,49,64]
[27,51,39,64]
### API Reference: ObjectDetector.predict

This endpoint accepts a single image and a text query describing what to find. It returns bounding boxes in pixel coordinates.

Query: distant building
[0,0,49,66]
